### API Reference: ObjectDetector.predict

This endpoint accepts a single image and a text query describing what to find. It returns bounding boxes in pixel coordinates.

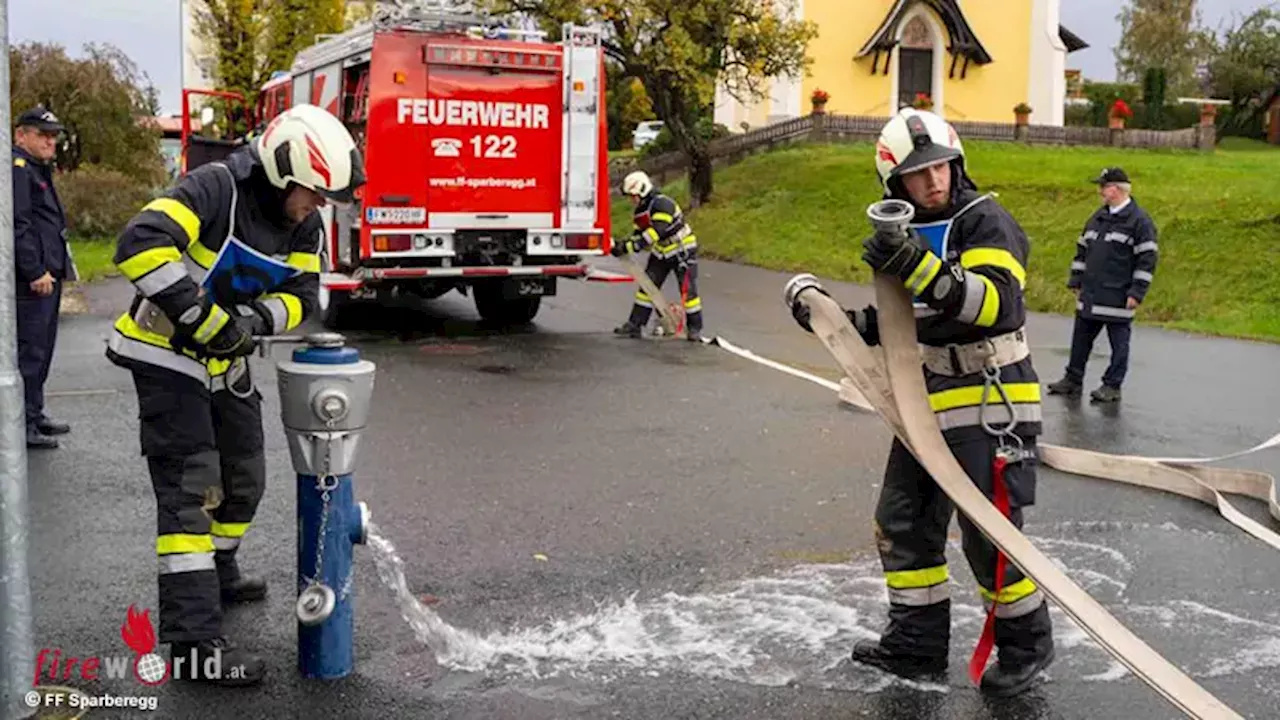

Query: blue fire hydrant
[274,331,376,680]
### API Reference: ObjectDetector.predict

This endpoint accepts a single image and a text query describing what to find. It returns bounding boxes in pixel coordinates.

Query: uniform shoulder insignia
[13,157,25,167]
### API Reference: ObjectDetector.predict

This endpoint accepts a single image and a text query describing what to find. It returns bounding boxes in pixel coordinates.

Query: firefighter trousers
[129,362,266,643]
[625,249,703,332]
[872,433,1053,663]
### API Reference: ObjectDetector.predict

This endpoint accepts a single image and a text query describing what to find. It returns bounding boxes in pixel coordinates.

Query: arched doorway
[897,16,934,110]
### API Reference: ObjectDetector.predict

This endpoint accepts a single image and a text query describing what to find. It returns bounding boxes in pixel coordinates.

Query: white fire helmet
[257,104,365,203]
[873,108,966,195]
[621,170,654,198]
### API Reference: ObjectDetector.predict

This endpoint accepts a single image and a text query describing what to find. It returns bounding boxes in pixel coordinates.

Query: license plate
[504,278,555,299]
[365,206,426,225]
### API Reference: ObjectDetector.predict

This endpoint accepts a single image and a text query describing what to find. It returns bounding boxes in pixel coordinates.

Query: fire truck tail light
[374,234,412,252]
[565,233,598,250]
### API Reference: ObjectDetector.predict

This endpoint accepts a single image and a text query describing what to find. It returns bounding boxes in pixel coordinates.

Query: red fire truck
[183,4,625,328]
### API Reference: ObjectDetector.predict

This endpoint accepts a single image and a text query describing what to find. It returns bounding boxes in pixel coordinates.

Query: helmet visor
[318,148,366,205]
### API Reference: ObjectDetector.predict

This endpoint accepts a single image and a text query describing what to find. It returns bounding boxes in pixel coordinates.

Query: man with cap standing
[1046,167,1158,403]
[12,105,74,448]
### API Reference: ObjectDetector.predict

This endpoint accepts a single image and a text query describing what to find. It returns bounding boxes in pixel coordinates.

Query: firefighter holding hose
[611,171,704,341]
[790,108,1055,696]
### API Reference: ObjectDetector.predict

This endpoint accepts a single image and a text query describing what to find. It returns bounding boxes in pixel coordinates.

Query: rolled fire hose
[763,199,1257,719]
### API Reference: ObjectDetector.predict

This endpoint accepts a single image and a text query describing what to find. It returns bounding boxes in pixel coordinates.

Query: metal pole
[0,0,37,717]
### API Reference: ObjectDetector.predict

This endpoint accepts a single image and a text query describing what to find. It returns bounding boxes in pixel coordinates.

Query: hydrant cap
[293,345,362,365]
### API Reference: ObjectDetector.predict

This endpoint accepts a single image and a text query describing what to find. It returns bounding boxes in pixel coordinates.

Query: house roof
[1059,25,1089,53]
[856,0,993,76]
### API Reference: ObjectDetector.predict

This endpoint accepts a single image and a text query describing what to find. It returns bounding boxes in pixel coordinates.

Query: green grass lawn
[611,137,1280,343]
[68,237,119,283]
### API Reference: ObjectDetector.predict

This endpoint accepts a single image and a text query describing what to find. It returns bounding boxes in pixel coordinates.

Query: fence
[609,112,1217,193]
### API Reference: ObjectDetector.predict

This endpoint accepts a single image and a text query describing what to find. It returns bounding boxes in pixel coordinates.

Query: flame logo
[876,141,897,165]
[120,605,156,655]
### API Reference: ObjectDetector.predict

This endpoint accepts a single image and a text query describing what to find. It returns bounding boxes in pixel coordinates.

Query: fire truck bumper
[322,264,633,290]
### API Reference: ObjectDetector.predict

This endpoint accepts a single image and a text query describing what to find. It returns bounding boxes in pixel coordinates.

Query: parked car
[632,120,664,150]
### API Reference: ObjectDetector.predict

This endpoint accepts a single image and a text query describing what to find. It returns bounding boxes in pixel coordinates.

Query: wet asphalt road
[16,258,1280,720]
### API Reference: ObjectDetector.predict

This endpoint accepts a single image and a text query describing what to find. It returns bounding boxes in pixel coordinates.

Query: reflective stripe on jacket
[107,146,324,384]
[1068,198,1158,322]
[633,193,697,259]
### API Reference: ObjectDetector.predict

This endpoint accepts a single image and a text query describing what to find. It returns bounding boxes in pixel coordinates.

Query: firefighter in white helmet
[790,108,1055,696]
[106,103,365,686]
[611,170,704,341]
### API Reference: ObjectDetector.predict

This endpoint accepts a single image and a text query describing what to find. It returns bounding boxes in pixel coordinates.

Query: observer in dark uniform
[12,105,74,449]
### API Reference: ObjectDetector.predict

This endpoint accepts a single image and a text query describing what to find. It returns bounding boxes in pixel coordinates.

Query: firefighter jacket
[868,188,1040,441]
[632,192,697,260]
[12,146,75,285]
[1067,198,1158,323]
[106,145,324,385]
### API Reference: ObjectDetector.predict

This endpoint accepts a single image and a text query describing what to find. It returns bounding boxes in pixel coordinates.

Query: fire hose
[715,198,1274,719]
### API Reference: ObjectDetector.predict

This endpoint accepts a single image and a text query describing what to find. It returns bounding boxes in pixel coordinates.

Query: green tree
[1114,0,1214,97]
[190,0,346,114]
[8,41,164,185]
[1206,7,1280,134]
[606,64,655,150]
[487,0,817,206]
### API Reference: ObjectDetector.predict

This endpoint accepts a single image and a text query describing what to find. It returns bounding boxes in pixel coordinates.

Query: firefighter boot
[217,553,267,604]
[170,636,266,686]
[613,321,642,338]
[1045,377,1082,396]
[850,600,950,679]
[980,603,1055,697]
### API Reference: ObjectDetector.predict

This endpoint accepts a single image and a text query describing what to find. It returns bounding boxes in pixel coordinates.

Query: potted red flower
[1014,102,1032,125]
[912,92,933,111]
[1108,99,1132,129]
[811,88,830,114]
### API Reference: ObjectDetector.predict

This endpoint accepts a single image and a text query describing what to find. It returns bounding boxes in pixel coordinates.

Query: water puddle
[365,521,1280,693]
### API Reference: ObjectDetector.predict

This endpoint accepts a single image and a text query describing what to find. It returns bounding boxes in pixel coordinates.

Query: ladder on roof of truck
[560,23,603,233]
[370,0,543,38]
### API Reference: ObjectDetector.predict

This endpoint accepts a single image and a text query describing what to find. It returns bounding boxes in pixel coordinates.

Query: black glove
[791,293,880,347]
[790,285,829,333]
[862,226,928,281]
[234,302,275,337]
[170,296,256,359]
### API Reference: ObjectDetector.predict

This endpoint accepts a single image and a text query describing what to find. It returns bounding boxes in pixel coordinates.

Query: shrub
[57,164,155,239]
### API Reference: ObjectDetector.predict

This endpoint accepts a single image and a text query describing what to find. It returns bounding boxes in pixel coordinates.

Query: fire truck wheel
[321,289,352,330]
[473,284,542,326]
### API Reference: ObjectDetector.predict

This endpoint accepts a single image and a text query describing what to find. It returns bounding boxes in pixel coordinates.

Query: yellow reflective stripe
[156,533,214,555]
[185,239,216,269]
[929,382,1041,412]
[979,577,1038,604]
[904,251,941,294]
[113,313,232,375]
[193,305,229,344]
[262,292,303,330]
[681,233,697,247]
[651,212,674,223]
[684,297,702,310]
[975,275,999,327]
[143,198,200,245]
[634,291,651,302]
[885,565,948,589]
[961,248,1026,289]
[118,246,182,281]
[644,227,660,242]
[211,521,250,538]
[13,157,25,167]
[286,251,321,273]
